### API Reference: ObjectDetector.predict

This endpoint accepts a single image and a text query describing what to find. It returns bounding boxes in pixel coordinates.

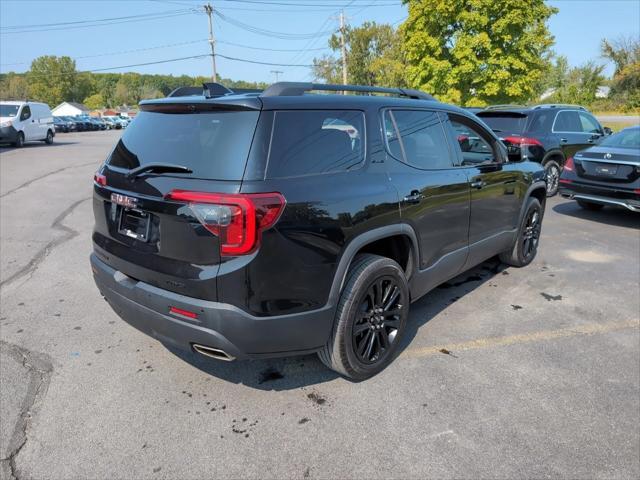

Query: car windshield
[476,112,528,134]
[600,128,640,149]
[0,105,20,117]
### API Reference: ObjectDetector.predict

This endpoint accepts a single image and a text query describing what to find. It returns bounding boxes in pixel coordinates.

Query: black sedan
[559,126,640,212]
[53,116,69,133]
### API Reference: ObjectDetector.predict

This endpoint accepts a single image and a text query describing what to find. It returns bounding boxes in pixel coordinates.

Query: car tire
[44,130,54,144]
[318,254,409,380]
[499,197,543,268]
[13,132,24,148]
[543,159,561,197]
[576,200,604,211]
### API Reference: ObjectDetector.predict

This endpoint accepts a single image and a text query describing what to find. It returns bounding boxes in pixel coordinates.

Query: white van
[0,101,55,147]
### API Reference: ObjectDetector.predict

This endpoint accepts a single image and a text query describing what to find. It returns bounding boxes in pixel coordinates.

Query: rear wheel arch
[542,150,565,167]
[328,225,419,305]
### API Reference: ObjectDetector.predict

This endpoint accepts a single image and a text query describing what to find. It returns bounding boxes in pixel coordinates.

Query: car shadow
[552,200,639,229]
[0,141,78,152]
[166,258,506,391]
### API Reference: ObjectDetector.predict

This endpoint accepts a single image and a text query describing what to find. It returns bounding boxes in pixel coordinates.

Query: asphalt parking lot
[1,131,639,480]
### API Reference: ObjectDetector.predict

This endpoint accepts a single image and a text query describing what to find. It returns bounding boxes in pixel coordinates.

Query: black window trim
[444,112,504,167]
[381,107,456,171]
[551,109,602,135]
[265,109,367,180]
[20,105,31,121]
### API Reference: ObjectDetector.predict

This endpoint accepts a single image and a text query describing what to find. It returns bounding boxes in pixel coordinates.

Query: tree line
[1,0,638,112]
[313,0,639,111]
[0,56,267,110]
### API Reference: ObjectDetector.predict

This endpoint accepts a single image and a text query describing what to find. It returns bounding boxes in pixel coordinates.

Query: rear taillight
[564,157,574,172]
[94,173,107,186]
[503,136,543,147]
[166,190,286,256]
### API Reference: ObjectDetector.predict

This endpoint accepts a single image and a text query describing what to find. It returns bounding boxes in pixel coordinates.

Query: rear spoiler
[167,83,260,99]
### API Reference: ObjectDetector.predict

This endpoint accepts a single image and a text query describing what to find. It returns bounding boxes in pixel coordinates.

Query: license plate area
[118,208,151,242]
[595,165,618,176]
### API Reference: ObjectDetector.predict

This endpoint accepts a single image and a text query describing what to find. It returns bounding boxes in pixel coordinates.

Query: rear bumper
[90,253,334,360]
[559,181,640,212]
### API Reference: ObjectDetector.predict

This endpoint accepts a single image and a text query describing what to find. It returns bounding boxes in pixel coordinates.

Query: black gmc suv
[477,105,610,196]
[91,82,547,380]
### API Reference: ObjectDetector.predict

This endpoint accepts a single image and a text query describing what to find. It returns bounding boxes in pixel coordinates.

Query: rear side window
[267,110,364,178]
[477,113,528,134]
[553,111,582,132]
[384,110,453,169]
[107,110,260,180]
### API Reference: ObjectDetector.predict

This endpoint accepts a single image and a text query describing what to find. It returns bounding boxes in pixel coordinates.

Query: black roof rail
[261,82,434,100]
[483,104,527,110]
[533,103,586,110]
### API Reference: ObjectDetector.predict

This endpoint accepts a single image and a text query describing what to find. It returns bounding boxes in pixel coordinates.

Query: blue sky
[1,0,639,82]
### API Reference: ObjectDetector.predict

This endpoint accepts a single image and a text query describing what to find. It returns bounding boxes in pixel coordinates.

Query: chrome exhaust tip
[192,344,235,362]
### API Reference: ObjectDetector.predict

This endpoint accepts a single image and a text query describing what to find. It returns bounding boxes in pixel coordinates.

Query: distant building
[596,86,611,98]
[540,88,556,101]
[51,102,90,117]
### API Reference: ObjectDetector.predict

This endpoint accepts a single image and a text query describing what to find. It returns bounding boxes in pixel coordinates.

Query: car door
[443,113,525,269]
[552,110,603,160]
[383,109,470,296]
[19,105,37,141]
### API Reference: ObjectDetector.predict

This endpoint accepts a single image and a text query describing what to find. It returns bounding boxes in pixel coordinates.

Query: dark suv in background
[91,82,546,380]
[477,105,610,196]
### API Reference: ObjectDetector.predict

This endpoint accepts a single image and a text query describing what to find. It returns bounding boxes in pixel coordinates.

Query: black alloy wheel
[352,276,404,364]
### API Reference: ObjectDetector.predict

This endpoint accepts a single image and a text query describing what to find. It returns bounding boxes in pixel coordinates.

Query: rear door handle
[403,191,424,204]
[471,180,486,189]
[560,138,568,143]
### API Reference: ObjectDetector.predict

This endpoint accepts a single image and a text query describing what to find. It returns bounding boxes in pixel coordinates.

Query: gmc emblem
[111,193,138,208]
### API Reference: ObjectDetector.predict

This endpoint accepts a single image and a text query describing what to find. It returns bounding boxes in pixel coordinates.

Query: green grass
[602,120,640,132]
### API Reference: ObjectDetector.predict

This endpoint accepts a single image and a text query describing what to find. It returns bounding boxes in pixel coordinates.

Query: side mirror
[603,126,613,136]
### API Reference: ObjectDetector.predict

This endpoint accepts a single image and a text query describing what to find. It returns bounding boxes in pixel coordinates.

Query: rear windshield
[600,128,640,149]
[107,110,259,180]
[477,113,528,134]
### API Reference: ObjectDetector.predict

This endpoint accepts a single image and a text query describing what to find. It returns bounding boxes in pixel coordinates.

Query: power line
[0,8,193,30]
[214,10,334,39]
[218,40,329,52]
[1,39,209,67]
[217,0,399,7]
[0,9,197,34]
[215,53,313,67]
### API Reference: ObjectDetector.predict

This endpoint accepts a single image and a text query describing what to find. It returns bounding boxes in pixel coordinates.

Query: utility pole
[204,3,217,81]
[270,70,283,82]
[339,10,348,86]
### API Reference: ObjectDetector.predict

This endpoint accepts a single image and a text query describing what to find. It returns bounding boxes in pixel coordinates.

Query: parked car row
[53,115,131,133]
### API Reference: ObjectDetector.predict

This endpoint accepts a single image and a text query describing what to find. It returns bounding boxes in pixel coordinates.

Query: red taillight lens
[165,190,285,256]
[169,306,198,319]
[503,136,542,147]
[564,157,574,172]
[94,173,107,186]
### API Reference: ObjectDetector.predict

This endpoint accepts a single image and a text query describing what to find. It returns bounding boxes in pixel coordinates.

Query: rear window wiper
[125,163,193,179]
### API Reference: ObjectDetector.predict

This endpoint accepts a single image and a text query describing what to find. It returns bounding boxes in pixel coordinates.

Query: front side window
[578,112,601,134]
[267,110,364,178]
[447,117,496,165]
[20,106,31,121]
[384,110,453,169]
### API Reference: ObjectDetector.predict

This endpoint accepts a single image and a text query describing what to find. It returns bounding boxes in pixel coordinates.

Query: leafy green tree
[401,0,557,106]
[313,22,406,87]
[83,93,105,110]
[601,36,640,109]
[546,62,606,105]
[0,73,29,100]
[27,56,77,107]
